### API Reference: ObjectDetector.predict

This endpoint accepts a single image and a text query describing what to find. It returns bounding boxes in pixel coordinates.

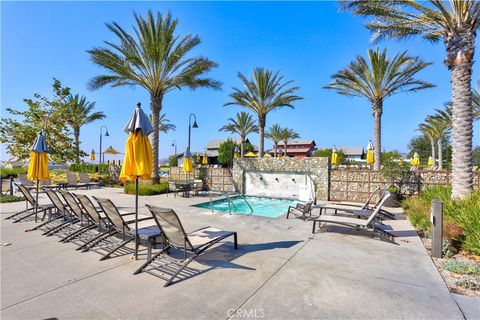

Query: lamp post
[99,125,109,164]
[172,140,177,157]
[188,113,198,151]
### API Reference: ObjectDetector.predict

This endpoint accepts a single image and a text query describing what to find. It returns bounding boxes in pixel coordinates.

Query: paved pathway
[0,188,465,319]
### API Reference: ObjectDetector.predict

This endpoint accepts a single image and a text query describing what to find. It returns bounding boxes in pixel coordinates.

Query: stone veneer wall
[169,166,234,192]
[232,157,330,201]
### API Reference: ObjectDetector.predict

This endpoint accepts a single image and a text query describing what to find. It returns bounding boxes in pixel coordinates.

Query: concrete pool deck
[0,188,469,319]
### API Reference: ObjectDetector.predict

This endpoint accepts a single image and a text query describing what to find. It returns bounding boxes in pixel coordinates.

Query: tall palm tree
[325,48,433,170]
[425,113,450,170]
[341,0,480,198]
[224,68,302,157]
[64,94,106,164]
[418,123,436,169]
[265,124,284,157]
[87,11,221,183]
[281,128,300,158]
[219,111,258,157]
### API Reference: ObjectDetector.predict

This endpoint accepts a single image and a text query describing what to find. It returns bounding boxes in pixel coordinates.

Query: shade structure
[245,151,256,157]
[103,146,122,155]
[202,153,208,165]
[27,131,50,222]
[263,153,272,158]
[428,156,433,166]
[411,152,420,167]
[331,146,339,165]
[183,147,193,173]
[366,140,374,165]
[90,150,95,161]
[119,103,153,260]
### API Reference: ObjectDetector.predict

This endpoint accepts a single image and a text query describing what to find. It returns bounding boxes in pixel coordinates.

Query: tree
[167,155,178,167]
[217,139,238,167]
[418,123,437,169]
[313,148,347,164]
[408,134,450,167]
[219,111,258,157]
[325,48,433,170]
[0,79,77,164]
[341,0,480,198]
[280,127,300,157]
[64,94,105,164]
[265,124,284,157]
[225,67,302,157]
[88,10,221,183]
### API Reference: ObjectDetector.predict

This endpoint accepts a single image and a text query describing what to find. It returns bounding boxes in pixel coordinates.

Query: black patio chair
[5,184,54,222]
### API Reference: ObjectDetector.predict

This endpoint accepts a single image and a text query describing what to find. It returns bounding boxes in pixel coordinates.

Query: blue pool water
[194,196,301,218]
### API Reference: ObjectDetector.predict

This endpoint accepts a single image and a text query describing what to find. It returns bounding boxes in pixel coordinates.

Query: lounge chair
[133,205,238,287]
[193,180,204,196]
[167,182,182,197]
[17,173,36,191]
[79,172,101,189]
[66,172,89,189]
[312,191,395,242]
[286,201,313,220]
[5,184,54,222]
[92,197,162,261]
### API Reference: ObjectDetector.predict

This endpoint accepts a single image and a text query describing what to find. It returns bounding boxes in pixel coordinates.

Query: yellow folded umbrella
[263,153,272,158]
[202,153,208,165]
[428,156,433,166]
[411,152,420,167]
[331,146,339,165]
[90,149,95,161]
[183,147,193,173]
[245,151,256,157]
[366,140,374,165]
[27,131,50,222]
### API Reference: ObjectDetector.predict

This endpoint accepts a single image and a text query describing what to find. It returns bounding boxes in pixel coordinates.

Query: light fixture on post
[99,125,109,164]
[171,140,177,158]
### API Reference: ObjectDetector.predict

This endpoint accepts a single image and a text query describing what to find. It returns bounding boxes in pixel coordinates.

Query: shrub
[69,163,109,174]
[124,182,168,196]
[402,186,480,255]
[0,195,25,203]
[443,260,480,275]
[0,167,27,178]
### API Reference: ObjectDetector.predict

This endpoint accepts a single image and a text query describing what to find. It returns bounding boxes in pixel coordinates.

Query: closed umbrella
[366,140,374,165]
[331,146,339,165]
[428,156,433,167]
[183,147,193,174]
[90,149,95,161]
[202,152,208,165]
[119,103,153,260]
[27,131,50,222]
[411,152,420,167]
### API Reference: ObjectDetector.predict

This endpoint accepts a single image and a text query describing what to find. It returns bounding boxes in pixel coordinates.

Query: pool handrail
[207,191,253,214]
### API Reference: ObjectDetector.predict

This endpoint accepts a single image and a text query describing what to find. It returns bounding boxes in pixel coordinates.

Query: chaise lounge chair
[286,201,313,220]
[17,173,36,191]
[65,172,90,189]
[79,172,101,189]
[5,184,54,222]
[312,191,395,242]
[133,205,238,287]
[92,197,162,261]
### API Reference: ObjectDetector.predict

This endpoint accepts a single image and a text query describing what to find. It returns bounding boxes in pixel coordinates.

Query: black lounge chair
[134,205,238,287]
[92,197,161,261]
[5,184,54,222]
[65,172,89,189]
[286,201,313,220]
[78,172,101,189]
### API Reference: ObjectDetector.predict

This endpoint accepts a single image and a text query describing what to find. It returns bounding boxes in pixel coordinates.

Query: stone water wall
[232,157,330,201]
[169,166,234,192]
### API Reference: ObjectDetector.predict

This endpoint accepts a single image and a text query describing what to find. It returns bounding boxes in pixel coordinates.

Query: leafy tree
[341,0,480,198]
[325,48,433,170]
[217,139,238,167]
[88,11,221,183]
[167,155,178,167]
[408,135,450,167]
[313,148,347,164]
[381,151,402,163]
[225,67,302,157]
[0,79,76,163]
[219,111,258,157]
[265,124,284,157]
[280,127,300,157]
[64,94,105,164]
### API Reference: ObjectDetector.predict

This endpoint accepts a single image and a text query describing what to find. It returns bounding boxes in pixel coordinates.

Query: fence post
[431,199,443,258]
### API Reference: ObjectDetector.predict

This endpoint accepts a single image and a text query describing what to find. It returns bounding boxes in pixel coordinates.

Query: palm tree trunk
[430,138,436,170]
[74,127,80,164]
[150,94,163,184]
[372,100,383,170]
[240,135,245,158]
[274,143,277,157]
[258,115,265,157]
[437,139,443,170]
[447,41,474,198]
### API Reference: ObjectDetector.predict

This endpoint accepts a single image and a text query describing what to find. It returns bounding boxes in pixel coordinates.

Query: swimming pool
[194,196,301,218]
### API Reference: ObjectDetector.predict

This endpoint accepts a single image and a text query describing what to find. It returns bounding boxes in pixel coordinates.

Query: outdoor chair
[312,191,395,242]
[167,181,182,198]
[17,173,36,191]
[66,172,89,189]
[5,184,54,222]
[193,180,204,196]
[134,205,238,287]
[92,197,162,261]
[286,201,313,220]
[79,172,101,189]
[40,179,61,190]
[317,188,395,220]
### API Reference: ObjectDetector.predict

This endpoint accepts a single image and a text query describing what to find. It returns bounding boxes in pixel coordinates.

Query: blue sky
[2,1,479,162]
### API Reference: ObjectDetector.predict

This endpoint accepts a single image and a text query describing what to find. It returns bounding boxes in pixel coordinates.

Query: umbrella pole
[134,176,139,260]
[35,179,39,223]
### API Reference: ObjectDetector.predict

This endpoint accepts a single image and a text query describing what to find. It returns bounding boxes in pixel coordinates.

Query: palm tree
[224,68,302,157]
[219,111,258,157]
[418,123,436,169]
[425,113,450,170]
[324,48,433,170]
[87,11,221,183]
[64,94,106,164]
[265,124,284,157]
[281,128,300,157]
[341,1,480,198]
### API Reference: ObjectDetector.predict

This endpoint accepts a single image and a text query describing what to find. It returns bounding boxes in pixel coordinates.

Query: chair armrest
[125,216,154,224]
[119,212,136,217]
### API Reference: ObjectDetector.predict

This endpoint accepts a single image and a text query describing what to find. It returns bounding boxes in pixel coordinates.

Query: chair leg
[99,238,134,261]
[133,245,171,275]
[60,224,96,242]
[233,232,238,249]
[5,208,34,220]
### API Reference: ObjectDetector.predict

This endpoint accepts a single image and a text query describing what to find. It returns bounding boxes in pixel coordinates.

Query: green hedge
[0,167,28,178]
[69,163,109,174]
[0,195,25,203]
[402,186,480,255]
[124,182,169,196]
